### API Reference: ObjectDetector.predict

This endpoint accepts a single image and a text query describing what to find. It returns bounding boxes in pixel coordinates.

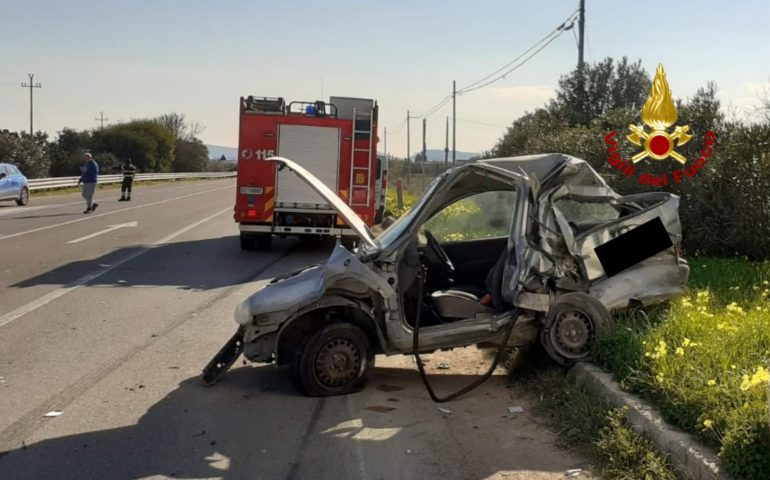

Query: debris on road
[43,411,63,417]
[365,405,396,413]
[116,280,127,284]
[436,362,451,370]
[508,406,524,414]
[437,406,453,415]
[192,430,206,437]
[405,449,413,454]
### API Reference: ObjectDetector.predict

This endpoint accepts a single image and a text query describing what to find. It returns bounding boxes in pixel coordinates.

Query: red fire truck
[234,96,381,250]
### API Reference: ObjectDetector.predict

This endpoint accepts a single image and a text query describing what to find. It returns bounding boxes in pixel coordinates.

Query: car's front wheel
[291,322,374,396]
[541,292,612,366]
[16,187,29,206]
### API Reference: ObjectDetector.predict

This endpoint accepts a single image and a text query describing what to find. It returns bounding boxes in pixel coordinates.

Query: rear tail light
[247,209,257,218]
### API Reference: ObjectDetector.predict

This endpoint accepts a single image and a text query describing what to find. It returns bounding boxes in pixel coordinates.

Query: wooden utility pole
[578,0,586,70]
[444,116,449,165]
[384,126,387,159]
[452,80,456,165]
[421,117,427,189]
[406,110,411,184]
[20,74,42,136]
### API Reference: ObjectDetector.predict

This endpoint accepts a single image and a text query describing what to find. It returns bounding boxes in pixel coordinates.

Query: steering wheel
[423,229,455,277]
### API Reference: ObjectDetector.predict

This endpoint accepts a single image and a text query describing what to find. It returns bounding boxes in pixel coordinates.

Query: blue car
[0,163,30,206]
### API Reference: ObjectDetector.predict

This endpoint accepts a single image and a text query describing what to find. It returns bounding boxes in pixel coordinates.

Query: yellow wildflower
[740,366,770,391]
[763,280,769,286]
[683,338,692,347]
[707,379,717,386]
[726,302,744,314]
[675,347,685,356]
[703,419,713,428]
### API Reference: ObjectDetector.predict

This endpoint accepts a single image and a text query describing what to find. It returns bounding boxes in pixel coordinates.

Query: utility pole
[444,116,449,165]
[421,117,427,189]
[452,80,456,165]
[578,0,586,70]
[95,111,109,129]
[384,126,387,159]
[406,111,411,184]
[20,74,42,136]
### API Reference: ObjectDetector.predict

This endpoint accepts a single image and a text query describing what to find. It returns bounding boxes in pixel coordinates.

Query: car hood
[266,157,377,248]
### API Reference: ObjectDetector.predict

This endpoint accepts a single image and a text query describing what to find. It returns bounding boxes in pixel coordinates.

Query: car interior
[397,187,517,328]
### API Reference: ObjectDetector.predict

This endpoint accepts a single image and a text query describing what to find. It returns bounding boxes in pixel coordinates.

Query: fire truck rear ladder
[349,107,374,207]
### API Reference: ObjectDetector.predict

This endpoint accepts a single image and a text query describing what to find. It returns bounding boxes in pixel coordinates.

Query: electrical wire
[458,17,576,95]
[458,9,578,95]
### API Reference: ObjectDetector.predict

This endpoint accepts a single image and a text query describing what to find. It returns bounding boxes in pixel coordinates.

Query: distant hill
[406,149,480,162]
[206,144,238,162]
[208,145,478,163]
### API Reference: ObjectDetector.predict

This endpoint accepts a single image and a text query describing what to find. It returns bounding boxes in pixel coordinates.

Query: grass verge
[508,351,683,479]
[595,257,770,479]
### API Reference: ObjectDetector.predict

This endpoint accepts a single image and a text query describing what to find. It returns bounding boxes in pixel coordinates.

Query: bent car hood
[266,156,376,248]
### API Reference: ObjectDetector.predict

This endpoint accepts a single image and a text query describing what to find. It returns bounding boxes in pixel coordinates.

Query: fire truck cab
[235,95,380,250]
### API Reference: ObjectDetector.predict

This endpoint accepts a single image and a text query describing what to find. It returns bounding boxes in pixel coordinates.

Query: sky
[2,0,769,158]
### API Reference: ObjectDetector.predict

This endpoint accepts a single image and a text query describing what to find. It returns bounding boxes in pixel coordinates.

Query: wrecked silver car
[203,153,689,396]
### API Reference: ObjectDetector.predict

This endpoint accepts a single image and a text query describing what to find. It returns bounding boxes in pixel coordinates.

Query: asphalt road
[0,180,591,480]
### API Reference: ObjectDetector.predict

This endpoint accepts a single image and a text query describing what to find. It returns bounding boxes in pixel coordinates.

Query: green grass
[596,257,770,479]
[509,352,682,480]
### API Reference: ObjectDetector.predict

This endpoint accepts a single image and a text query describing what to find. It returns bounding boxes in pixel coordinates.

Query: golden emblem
[627,64,692,164]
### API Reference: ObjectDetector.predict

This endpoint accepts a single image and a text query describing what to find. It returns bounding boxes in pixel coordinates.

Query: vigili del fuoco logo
[604,64,716,187]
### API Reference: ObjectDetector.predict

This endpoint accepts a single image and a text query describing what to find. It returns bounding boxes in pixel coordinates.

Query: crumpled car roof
[480,153,617,198]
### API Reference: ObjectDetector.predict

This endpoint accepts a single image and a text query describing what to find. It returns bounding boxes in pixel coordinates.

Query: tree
[153,113,204,142]
[172,138,208,172]
[0,131,50,178]
[49,128,92,177]
[551,57,651,126]
[91,121,175,172]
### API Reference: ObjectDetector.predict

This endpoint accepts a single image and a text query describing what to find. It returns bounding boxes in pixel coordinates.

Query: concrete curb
[571,363,734,480]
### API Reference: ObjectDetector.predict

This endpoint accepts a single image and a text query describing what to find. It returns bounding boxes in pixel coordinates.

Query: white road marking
[0,202,82,217]
[67,221,138,244]
[0,184,232,241]
[0,206,231,330]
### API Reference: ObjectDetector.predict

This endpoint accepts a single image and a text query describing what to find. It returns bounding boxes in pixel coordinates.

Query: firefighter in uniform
[119,159,137,201]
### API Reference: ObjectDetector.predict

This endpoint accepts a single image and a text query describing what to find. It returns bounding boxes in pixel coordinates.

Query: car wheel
[16,187,29,206]
[541,292,612,366]
[255,234,272,251]
[240,233,256,251]
[290,322,374,397]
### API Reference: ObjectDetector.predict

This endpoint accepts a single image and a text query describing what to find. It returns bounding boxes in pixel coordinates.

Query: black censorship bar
[594,217,673,277]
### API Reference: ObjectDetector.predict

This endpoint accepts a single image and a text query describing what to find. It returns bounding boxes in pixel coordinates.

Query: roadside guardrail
[27,172,236,192]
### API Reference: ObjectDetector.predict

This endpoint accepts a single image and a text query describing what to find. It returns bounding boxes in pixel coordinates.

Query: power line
[459,16,577,95]
[458,9,578,95]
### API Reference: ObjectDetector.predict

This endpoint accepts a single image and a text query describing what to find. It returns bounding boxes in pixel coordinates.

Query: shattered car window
[422,190,516,242]
[554,198,621,235]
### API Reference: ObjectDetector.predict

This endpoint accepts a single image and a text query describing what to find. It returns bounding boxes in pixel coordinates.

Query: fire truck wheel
[256,234,273,251]
[240,233,256,251]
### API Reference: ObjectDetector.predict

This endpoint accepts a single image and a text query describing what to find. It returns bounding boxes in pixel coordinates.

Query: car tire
[255,234,272,251]
[16,187,29,206]
[240,233,256,251]
[290,322,374,397]
[541,292,612,366]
